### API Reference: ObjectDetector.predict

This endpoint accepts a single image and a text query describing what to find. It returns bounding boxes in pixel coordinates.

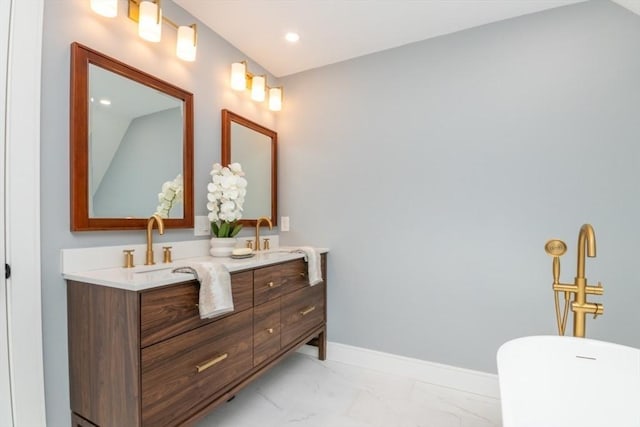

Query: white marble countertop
[62,248,328,291]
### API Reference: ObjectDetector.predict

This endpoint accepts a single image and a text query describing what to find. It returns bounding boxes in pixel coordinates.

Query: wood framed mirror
[221,109,277,227]
[70,42,193,231]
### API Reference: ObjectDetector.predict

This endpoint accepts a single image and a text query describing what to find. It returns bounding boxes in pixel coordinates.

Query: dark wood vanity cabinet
[67,255,327,427]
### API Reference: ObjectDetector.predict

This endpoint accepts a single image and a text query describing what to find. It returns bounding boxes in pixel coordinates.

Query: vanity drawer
[281,254,327,295]
[253,299,281,366]
[253,264,284,305]
[140,271,253,347]
[279,258,309,294]
[281,283,325,349]
[141,309,253,427]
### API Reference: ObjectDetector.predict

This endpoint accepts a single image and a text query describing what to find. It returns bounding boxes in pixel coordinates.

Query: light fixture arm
[191,23,198,47]
[154,0,161,24]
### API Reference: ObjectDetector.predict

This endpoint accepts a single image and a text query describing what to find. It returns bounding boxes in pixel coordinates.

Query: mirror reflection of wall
[231,122,271,219]
[88,64,183,218]
[221,109,277,226]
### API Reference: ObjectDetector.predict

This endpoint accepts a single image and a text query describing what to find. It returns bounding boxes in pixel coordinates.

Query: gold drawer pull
[267,328,274,334]
[267,281,275,288]
[299,306,316,316]
[196,353,228,373]
[299,272,306,278]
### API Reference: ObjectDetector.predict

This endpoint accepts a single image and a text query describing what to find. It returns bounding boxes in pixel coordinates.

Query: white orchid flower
[224,189,239,200]
[222,175,236,189]
[230,163,245,174]
[154,173,183,218]
[207,163,247,237]
[220,200,235,212]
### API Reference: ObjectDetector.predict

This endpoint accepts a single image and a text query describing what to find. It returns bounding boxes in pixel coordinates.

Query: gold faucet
[545,224,603,338]
[572,224,604,337]
[255,216,272,251]
[145,214,165,265]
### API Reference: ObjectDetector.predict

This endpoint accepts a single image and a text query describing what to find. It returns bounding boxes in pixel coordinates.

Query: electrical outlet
[194,215,211,236]
[281,216,290,232]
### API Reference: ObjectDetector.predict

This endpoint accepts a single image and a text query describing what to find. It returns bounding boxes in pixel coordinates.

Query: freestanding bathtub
[497,335,640,427]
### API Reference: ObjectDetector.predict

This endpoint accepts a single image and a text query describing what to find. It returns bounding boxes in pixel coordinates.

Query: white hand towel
[175,262,234,319]
[293,247,323,286]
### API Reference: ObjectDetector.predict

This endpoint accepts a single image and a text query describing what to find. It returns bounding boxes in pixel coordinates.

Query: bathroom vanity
[65,251,327,427]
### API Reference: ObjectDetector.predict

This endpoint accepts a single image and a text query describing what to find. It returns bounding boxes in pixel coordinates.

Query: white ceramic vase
[209,237,237,257]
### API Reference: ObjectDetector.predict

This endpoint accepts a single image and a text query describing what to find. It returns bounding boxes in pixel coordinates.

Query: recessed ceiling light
[99,98,111,106]
[285,32,300,43]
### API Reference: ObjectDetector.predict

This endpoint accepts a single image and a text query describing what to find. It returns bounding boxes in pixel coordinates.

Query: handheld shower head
[545,239,567,257]
[546,239,570,335]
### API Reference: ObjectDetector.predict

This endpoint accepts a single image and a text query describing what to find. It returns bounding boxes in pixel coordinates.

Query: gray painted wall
[93,107,183,218]
[40,0,276,424]
[278,0,640,372]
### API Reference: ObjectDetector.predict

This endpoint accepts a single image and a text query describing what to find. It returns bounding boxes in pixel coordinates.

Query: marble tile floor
[197,352,502,427]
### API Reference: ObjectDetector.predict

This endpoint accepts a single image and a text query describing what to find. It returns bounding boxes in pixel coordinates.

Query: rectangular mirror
[70,42,193,231]
[221,109,277,227]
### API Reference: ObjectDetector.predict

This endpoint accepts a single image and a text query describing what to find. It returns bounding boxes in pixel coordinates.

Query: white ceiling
[174,0,638,78]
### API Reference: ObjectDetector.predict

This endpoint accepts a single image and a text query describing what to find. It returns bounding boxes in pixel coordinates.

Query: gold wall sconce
[90,0,198,62]
[230,61,283,112]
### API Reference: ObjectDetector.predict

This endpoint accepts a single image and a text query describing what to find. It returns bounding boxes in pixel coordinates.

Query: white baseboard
[298,341,500,399]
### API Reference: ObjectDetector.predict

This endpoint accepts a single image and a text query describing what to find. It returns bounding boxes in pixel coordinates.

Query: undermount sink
[497,335,640,427]
[256,249,292,257]
[223,250,292,265]
[132,264,174,274]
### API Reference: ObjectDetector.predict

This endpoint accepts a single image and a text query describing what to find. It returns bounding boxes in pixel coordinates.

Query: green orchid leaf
[219,222,230,237]
[230,223,243,237]
[211,222,219,236]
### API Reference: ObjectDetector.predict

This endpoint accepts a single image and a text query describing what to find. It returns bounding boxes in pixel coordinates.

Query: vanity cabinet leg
[318,329,327,361]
